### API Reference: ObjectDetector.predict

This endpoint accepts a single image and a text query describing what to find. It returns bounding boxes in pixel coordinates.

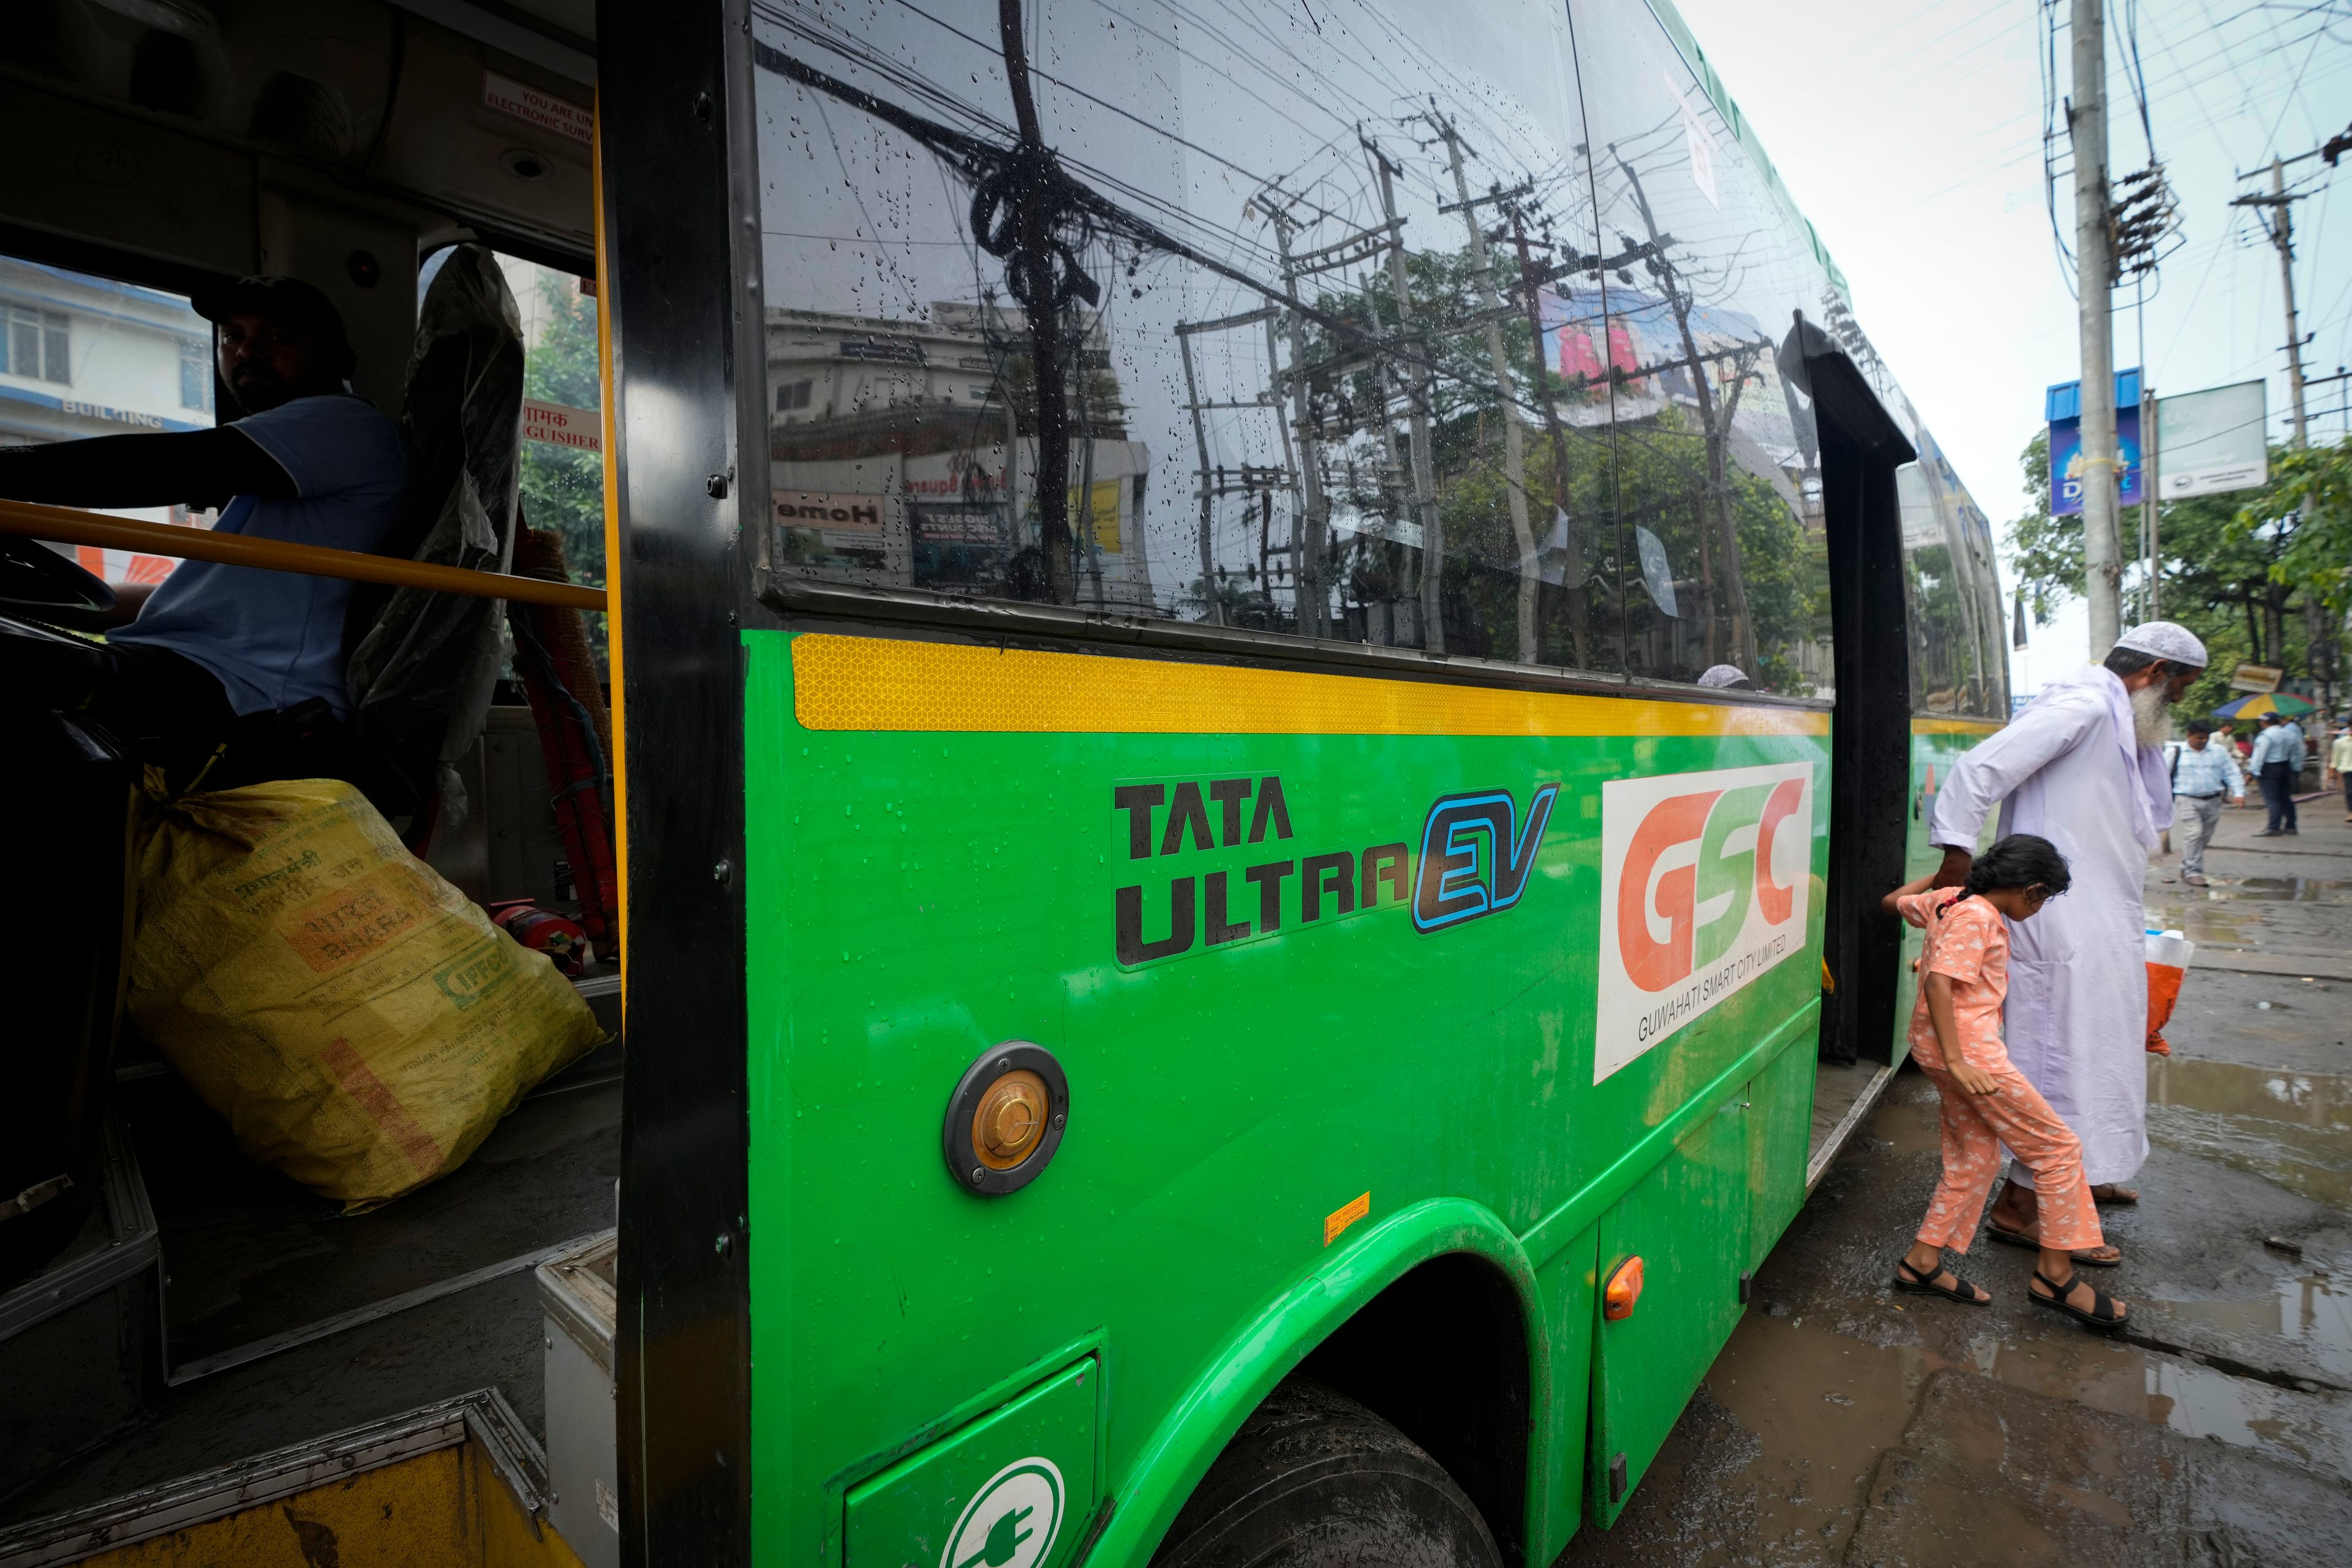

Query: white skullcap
[2113,621,2208,668]
[1697,664,1753,688]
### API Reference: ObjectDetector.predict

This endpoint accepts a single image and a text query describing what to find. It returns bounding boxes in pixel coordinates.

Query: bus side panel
[1531,1225,1599,1561]
[741,631,1832,1568]
[1746,1033,1817,1268]
[1588,1099,1751,1526]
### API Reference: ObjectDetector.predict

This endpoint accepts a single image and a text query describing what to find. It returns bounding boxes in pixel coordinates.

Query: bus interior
[0,1,2000,1562]
[0,0,620,1550]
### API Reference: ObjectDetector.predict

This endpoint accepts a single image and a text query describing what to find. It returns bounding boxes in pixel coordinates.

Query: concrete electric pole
[2232,154,2321,701]
[2261,158,2311,450]
[1434,117,1539,663]
[2070,0,2124,655]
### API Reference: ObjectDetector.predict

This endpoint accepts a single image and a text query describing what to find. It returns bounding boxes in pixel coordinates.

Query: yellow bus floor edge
[0,1390,580,1568]
[788,632,1831,738]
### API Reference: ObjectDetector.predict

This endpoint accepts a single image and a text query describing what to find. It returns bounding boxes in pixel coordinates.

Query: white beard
[2132,682,2174,748]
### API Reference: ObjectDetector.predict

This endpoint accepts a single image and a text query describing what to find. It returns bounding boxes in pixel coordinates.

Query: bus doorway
[0,2,619,1556]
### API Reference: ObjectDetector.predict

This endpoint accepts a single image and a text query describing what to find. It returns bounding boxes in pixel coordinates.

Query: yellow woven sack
[129,776,601,1209]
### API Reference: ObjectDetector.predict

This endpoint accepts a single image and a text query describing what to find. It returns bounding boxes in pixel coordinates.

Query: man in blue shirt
[1,277,409,786]
[2247,712,2307,836]
[2170,718,2245,886]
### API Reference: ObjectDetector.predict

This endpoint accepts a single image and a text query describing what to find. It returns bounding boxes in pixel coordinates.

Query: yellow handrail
[0,499,608,613]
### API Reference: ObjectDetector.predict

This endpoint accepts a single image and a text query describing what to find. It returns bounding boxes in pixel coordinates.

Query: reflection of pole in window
[1608,142,1757,671]
[970,0,1101,605]
[1175,306,1290,630]
[1434,116,1538,664]
[1363,132,1444,655]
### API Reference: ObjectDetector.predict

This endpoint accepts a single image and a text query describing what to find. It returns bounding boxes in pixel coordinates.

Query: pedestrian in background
[2330,718,2352,823]
[1882,836,2125,1331]
[2171,718,2244,888]
[2250,711,2305,837]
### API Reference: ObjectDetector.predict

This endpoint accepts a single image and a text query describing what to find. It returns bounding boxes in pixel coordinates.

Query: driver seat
[342,245,527,846]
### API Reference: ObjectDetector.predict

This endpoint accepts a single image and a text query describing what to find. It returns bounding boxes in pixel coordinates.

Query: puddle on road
[2147,1057,2352,1208]
[1681,1305,2352,1562]
[1948,1312,2350,1473]
[2153,1270,2352,1384]
[2189,876,2352,904]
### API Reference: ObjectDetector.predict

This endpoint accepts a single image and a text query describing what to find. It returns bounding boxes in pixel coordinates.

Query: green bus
[0,1,2009,1565]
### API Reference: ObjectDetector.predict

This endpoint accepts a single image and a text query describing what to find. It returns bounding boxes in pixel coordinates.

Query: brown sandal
[1986,1221,2121,1267]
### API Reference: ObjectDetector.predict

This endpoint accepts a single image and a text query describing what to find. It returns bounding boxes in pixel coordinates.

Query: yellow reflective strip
[1911,717,2003,735]
[790,633,1831,737]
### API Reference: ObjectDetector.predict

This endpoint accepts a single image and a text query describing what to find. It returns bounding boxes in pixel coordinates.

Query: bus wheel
[1150,1378,1503,1568]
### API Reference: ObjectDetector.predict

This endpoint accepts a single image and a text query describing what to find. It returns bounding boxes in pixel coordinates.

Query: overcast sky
[1668,0,2351,693]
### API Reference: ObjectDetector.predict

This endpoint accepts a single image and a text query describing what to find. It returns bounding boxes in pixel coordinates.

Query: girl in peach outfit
[1882,835,2128,1332]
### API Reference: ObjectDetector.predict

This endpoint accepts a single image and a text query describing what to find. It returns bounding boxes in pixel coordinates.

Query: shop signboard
[2155,381,2268,500]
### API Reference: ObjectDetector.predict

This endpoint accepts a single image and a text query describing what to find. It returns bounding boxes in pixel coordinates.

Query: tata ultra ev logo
[1594,762,1814,1084]
[1411,785,1560,932]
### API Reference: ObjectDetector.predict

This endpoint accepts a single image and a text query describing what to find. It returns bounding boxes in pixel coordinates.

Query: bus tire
[1150,1377,1504,1568]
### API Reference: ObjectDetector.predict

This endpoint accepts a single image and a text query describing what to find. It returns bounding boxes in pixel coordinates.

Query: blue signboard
[2046,369,2143,516]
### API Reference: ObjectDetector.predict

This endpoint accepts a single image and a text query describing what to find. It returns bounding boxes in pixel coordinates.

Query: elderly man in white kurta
[1928,622,2207,1264]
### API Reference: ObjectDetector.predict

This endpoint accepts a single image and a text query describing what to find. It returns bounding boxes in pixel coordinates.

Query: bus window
[1896,458,1993,715]
[433,249,608,679]
[749,0,1624,673]
[1563,0,1835,698]
[0,252,219,580]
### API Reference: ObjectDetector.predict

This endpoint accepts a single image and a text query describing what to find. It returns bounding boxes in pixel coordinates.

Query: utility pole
[2070,0,2123,654]
[1265,206,1332,639]
[1434,118,1539,663]
[1364,132,1446,654]
[1175,305,1291,629]
[1610,145,1755,669]
[1504,203,1593,669]
[2267,157,2310,448]
[2233,156,2324,704]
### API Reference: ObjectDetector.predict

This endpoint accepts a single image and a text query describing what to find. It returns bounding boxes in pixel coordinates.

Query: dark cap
[190,275,352,345]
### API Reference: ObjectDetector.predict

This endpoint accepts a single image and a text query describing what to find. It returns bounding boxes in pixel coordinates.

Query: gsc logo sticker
[1412,785,1560,932]
[1595,762,1814,1083]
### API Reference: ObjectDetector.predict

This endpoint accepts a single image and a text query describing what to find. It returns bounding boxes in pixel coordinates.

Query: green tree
[2003,430,2340,714]
[2231,440,2351,704]
[516,271,608,674]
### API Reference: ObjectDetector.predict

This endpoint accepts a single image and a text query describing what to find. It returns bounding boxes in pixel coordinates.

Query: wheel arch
[1091,1197,1552,1568]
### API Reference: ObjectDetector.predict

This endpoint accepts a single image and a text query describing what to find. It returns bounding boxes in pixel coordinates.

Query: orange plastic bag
[2144,929,2193,1056]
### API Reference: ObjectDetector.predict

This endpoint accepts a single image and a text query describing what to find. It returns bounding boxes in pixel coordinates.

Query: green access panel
[846,1357,1100,1568]
[1591,1098,1751,1526]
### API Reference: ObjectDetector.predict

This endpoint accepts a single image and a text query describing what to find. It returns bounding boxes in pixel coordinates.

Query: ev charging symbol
[943,1458,1065,1568]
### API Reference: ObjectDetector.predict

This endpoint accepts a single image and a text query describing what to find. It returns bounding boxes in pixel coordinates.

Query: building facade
[1,256,216,582]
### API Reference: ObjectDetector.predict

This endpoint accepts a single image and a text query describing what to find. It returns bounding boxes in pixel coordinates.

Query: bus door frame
[597,1,764,1564]
[1800,327,1918,1068]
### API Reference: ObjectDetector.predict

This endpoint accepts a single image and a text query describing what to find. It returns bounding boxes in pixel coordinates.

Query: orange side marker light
[1604,1256,1645,1321]
[1324,1191,1370,1246]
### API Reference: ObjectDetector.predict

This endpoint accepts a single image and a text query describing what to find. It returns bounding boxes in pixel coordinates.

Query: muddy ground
[1560,793,2352,1566]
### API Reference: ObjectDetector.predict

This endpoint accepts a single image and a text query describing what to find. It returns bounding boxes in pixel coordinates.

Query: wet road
[1561,795,2352,1564]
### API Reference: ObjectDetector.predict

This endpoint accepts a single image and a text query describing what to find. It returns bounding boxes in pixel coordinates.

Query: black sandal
[2030,1269,2128,1331]
[1893,1257,1990,1305]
